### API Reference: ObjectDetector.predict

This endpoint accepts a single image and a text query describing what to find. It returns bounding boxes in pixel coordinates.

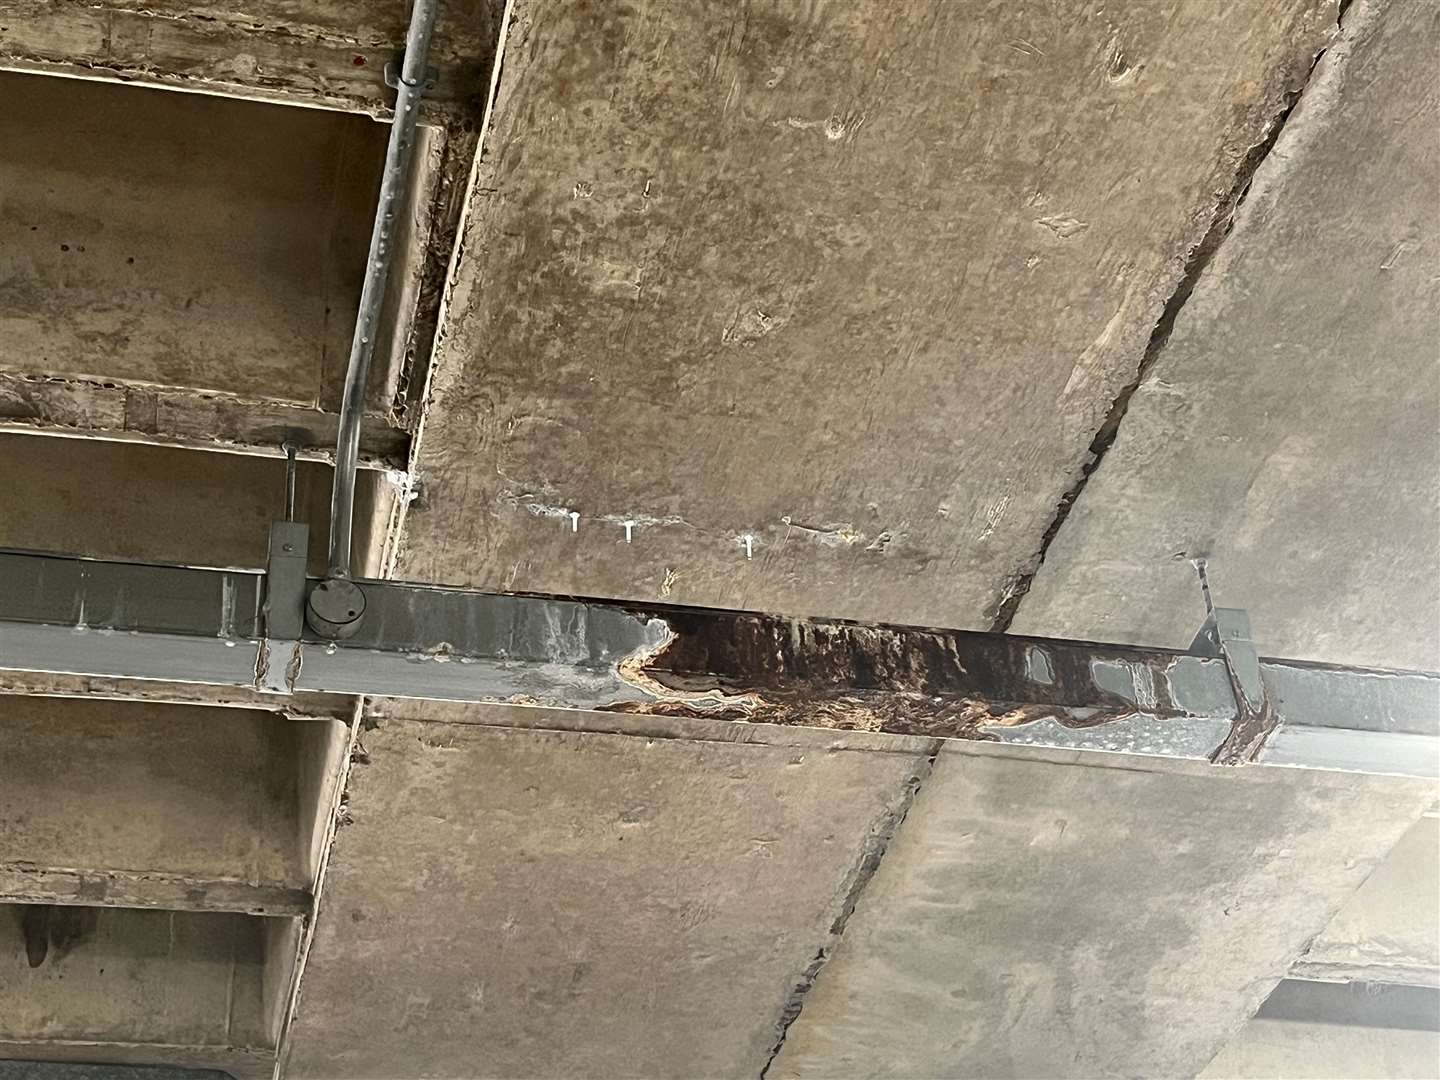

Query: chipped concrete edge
[0,863,311,916]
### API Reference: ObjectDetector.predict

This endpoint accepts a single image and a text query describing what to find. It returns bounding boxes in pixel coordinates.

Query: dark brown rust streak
[1207,658,1279,765]
[606,610,1166,740]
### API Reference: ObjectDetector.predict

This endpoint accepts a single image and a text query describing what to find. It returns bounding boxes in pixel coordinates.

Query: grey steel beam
[0,550,1435,778]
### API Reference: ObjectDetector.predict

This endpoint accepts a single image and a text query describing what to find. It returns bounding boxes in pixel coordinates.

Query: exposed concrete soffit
[745,9,1427,1043]
[272,702,361,1077]
[0,0,496,119]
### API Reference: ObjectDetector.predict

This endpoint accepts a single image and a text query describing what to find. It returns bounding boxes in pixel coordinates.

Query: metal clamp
[259,519,309,693]
[384,56,439,91]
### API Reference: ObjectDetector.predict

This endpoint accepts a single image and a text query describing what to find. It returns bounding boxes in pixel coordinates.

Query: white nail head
[744,535,754,560]
[569,511,580,533]
[624,521,634,543]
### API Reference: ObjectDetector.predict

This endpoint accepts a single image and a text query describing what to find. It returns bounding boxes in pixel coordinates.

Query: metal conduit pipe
[326,0,439,580]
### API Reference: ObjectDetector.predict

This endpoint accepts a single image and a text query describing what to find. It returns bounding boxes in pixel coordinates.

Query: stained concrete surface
[0,1047,270,1080]
[0,907,269,1049]
[0,698,306,892]
[0,1065,234,1080]
[282,715,927,1079]
[1200,1018,1440,1079]
[0,72,384,406]
[59,0,505,81]
[767,743,1434,1079]
[1298,813,1440,985]
[396,0,1334,629]
[0,433,389,575]
[1011,0,1440,672]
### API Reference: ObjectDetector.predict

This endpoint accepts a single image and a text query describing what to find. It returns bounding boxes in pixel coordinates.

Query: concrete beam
[1200,979,1440,1080]
[0,1042,274,1080]
[1200,1017,1440,1080]
[0,867,309,918]
[1256,978,1440,1032]
[0,670,355,722]
[1293,814,1440,987]
[0,376,408,469]
[0,0,501,118]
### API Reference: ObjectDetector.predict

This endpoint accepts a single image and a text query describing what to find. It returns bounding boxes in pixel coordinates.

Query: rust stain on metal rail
[607,611,1199,742]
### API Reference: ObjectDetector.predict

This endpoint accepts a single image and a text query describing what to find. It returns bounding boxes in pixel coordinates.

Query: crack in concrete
[758,741,942,1078]
[986,11,1346,633]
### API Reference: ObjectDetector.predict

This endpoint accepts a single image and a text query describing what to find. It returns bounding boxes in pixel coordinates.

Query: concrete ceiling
[1012,0,1440,671]
[0,0,1436,1077]
[395,0,1335,632]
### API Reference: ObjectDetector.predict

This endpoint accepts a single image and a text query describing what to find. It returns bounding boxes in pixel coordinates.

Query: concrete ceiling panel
[1010,0,1440,671]
[281,715,928,1078]
[767,743,1434,1079]
[395,0,1335,628]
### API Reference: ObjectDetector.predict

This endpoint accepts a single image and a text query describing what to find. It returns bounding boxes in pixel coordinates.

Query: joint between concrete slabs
[759,740,944,1077]
[986,3,1346,634]
[271,700,364,1080]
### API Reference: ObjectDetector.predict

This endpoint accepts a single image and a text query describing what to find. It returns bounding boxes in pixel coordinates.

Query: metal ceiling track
[1,547,1434,779]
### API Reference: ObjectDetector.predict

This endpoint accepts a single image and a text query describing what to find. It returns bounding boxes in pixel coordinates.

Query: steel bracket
[1191,607,1265,712]
[1192,604,1277,764]
[259,520,309,693]
[384,56,438,91]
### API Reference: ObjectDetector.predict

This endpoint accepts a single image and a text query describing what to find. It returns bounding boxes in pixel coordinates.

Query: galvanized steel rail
[1,549,1434,779]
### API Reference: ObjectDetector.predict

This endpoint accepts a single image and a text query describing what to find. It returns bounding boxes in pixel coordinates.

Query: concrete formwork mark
[988,0,1345,633]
